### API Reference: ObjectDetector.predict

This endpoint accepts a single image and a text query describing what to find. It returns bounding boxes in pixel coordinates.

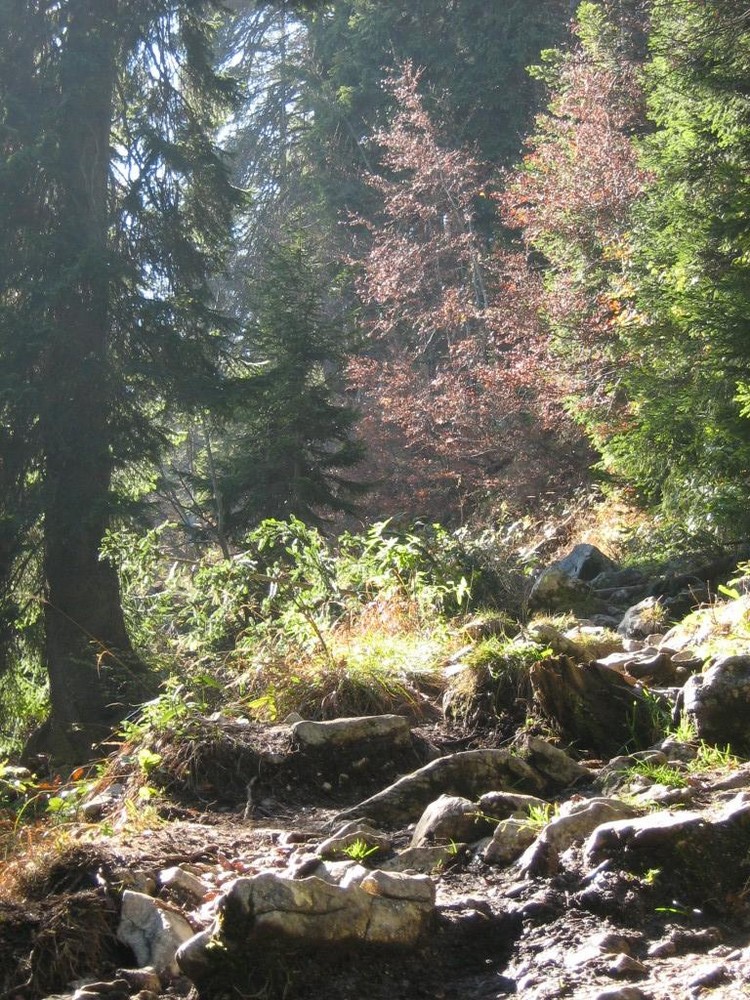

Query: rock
[593,930,641,955]
[526,622,589,659]
[316,820,391,859]
[595,751,668,794]
[334,749,544,827]
[478,790,550,819]
[687,963,727,989]
[381,845,463,873]
[557,543,619,581]
[79,782,124,821]
[286,852,323,879]
[661,595,750,660]
[517,797,639,876]
[683,654,750,752]
[592,566,646,590]
[530,545,618,610]
[114,969,162,994]
[411,794,492,847]
[158,866,208,902]
[2,765,32,781]
[625,651,672,682]
[73,979,130,998]
[530,656,658,756]
[360,869,435,904]
[564,625,625,659]
[117,890,195,975]
[618,597,667,640]
[584,800,750,910]
[80,793,118,822]
[518,735,594,788]
[630,783,694,807]
[529,568,590,610]
[593,989,649,1000]
[291,714,411,748]
[647,939,677,958]
[337,863,371,888]
[711,764,750,790]
[483,818,537,866]
[176,870,435,988]
[595,651,641,674]
[585,810,705,864]
[609,953,647,976]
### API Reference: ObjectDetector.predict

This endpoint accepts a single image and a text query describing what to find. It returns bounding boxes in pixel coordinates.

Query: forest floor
[2,711,750,1000]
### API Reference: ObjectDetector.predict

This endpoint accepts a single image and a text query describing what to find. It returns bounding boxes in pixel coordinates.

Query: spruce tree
[214,237,366,535]
[0,0,240,762]
[610,0,750,529]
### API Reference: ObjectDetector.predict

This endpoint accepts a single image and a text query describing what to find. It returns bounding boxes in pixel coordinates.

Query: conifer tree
[0,0,240,761]
[610,0,750,528]
[214,237,366,535]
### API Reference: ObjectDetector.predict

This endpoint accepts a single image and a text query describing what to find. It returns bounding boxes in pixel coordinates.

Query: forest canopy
[2,0,749,762]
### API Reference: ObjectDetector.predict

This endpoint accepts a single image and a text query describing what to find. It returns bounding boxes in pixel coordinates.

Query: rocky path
[2,712,750,1000]
[4,542,750,1000]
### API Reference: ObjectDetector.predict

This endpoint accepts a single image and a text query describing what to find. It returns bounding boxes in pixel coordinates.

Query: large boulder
[584,797,750,911]
[555,544,618,583]
[683,655,750,752]
[176,870,435,992]
[530,545,617,610]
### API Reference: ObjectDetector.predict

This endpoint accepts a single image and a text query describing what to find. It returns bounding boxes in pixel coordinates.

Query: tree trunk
[38,0,150,765]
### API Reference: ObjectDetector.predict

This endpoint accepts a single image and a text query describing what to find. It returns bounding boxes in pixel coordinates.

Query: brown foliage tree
[499,7,649,445]
[349,65,587,521]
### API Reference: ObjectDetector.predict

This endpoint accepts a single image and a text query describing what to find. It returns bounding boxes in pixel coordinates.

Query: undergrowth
[97,516,534,728]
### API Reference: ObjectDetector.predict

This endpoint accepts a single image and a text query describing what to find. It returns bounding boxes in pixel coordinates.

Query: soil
[2,716,750,1000]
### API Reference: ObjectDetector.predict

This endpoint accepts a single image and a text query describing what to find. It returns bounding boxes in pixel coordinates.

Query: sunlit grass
[233,596,456,722]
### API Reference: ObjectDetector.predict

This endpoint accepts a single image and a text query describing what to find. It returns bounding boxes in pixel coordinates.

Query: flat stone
[381,845,464,873]
[292,714,411,748]
[177,868,436,985]
[360,869,435,904]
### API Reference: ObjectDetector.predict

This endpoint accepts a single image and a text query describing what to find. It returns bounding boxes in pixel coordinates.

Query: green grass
[687,741,740,773]
[668,717,698,743]
[341,838,380,862]
[523,803,557,832]
[625,759,689,788]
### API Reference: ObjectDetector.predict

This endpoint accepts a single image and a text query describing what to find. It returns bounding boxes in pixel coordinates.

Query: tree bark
[38,0,150,765]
